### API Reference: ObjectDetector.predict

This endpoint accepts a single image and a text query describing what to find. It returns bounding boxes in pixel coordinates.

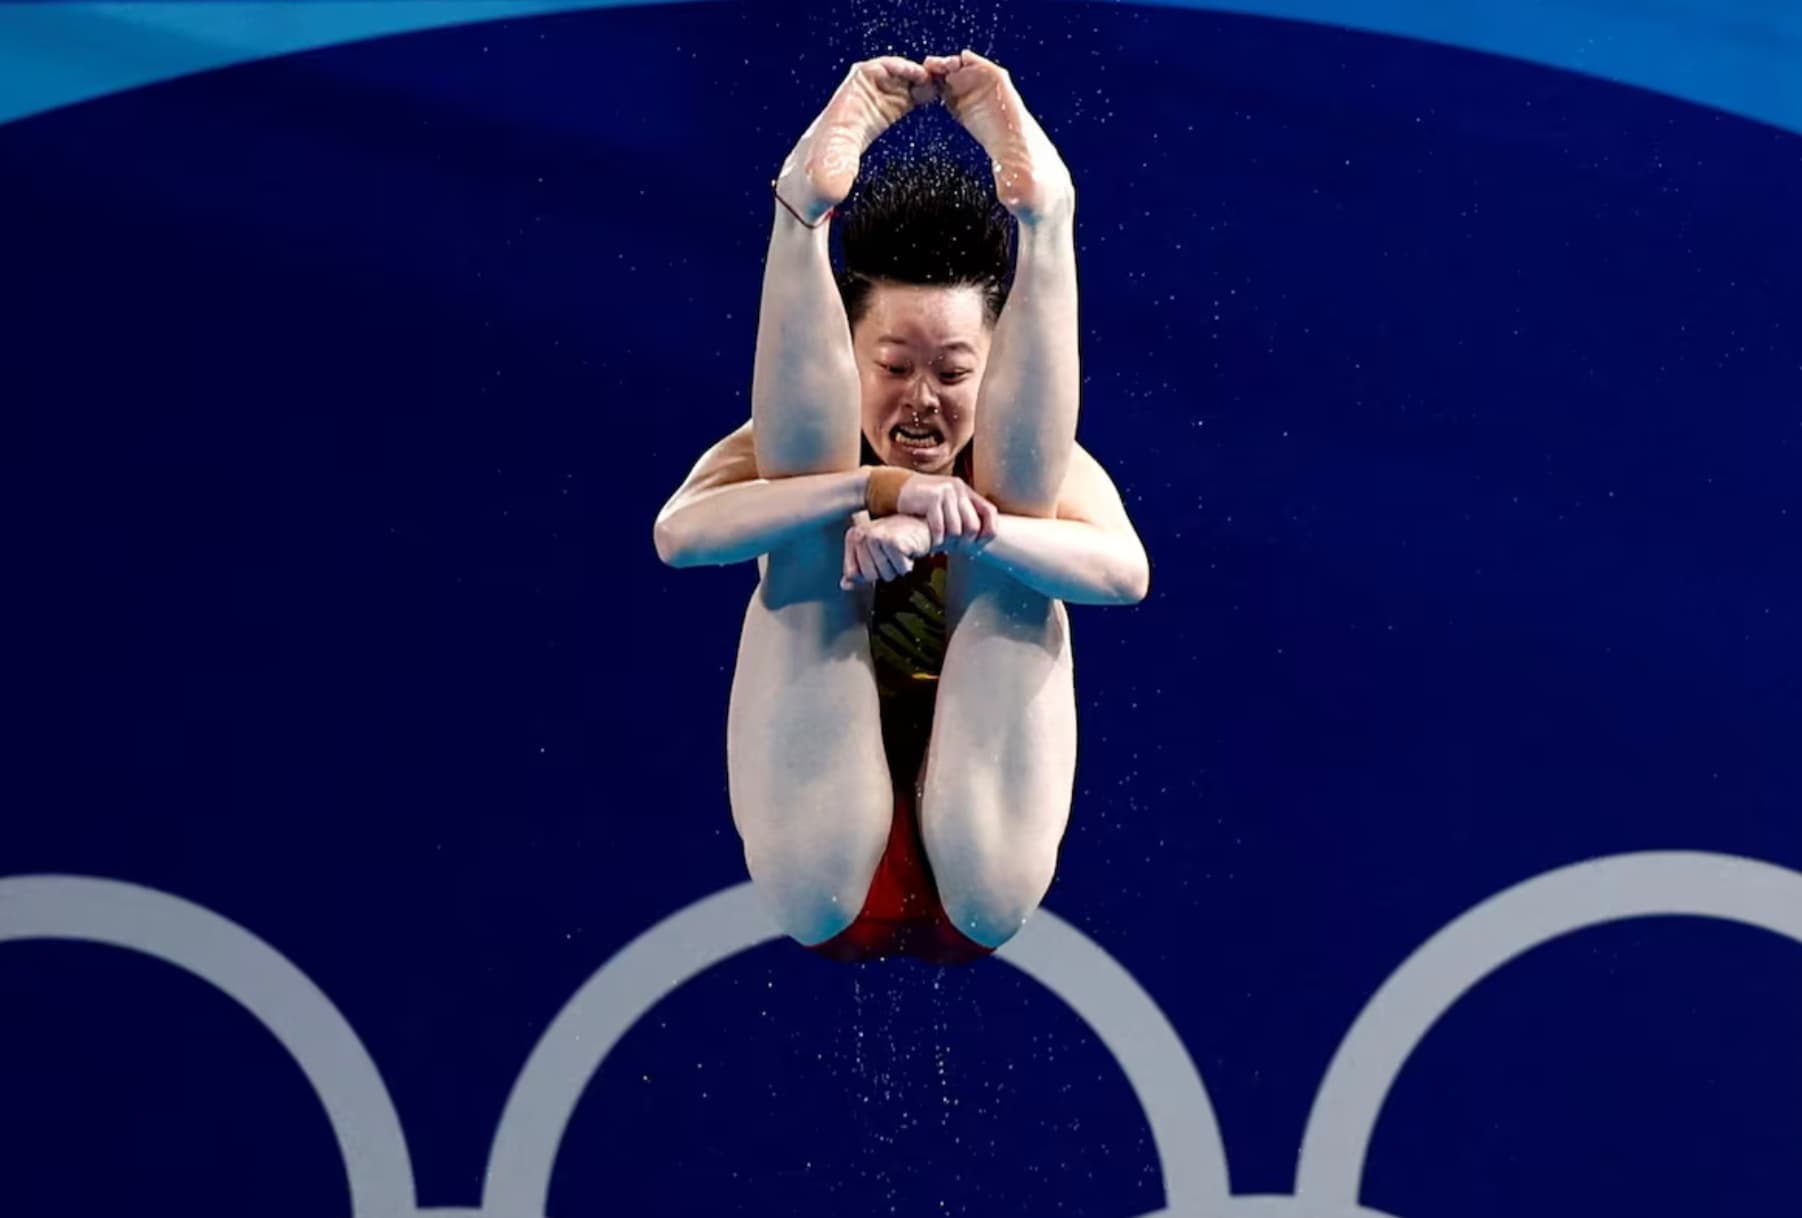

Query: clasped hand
[840,474,1000,589]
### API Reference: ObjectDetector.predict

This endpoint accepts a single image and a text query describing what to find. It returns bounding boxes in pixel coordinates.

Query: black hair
[837,155,1014,329]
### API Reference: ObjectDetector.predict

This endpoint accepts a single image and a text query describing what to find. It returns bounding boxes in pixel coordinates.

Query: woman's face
[853,281,991,475]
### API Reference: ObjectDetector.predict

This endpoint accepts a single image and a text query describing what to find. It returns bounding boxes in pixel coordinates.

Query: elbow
[1113,552,1150,606]
[1117,569,1146,609]
[1075,564,1147,607]
[653,516,695,568]
[1066,549,1149,607]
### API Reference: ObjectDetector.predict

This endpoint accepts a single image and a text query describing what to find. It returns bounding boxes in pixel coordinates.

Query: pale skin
[655,53,1148,950]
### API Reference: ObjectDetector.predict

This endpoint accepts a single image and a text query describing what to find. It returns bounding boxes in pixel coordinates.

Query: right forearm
[655,467,871,567]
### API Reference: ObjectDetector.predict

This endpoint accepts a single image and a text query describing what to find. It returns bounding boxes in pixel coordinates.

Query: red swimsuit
[805,552,992,965]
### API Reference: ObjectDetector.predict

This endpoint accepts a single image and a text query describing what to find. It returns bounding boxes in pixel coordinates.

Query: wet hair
[837,155,1014,329]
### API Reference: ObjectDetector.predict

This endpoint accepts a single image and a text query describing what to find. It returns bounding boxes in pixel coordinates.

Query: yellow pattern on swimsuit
[868,553,949,699]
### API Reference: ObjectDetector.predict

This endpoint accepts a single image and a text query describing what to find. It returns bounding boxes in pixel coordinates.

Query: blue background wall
[5,2,1800,1216]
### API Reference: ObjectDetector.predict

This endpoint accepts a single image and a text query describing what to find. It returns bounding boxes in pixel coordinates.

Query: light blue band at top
[0,0,1798,134]
[0,1,690,127]
[1131,0,1802,136]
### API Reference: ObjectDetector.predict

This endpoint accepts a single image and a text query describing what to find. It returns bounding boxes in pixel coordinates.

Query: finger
[845,536,871,584]
[977,494,1000,538]
[887,543,915,576]
[860,542,886,585]
[959,495,982,538]
[842,533,861,588]
[941,492,964,541]
[874,542,903,583]
[926,502,945,549]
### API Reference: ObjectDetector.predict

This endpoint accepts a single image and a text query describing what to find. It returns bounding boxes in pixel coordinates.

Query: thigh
[726,527,895,943]
[917,556,1077,944]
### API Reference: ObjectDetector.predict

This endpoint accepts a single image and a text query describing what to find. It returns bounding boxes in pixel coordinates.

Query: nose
[907,375,940,415]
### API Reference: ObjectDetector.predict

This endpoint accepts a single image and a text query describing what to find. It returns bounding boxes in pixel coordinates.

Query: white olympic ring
[4,850,1801,1217]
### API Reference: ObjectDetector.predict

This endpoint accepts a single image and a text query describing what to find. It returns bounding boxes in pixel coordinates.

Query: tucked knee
[743,835,882,947]
[937,853,1057,950]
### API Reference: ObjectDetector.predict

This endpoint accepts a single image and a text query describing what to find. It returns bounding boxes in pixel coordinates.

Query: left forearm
[956,513,1148,606]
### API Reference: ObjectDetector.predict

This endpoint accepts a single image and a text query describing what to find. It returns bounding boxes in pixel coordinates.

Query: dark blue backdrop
[5,2,1801,1216]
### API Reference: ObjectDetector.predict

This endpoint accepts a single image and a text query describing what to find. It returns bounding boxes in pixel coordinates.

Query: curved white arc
[1211,1198,1403,1218]
[1294,851,1802,1206]
[0,873,416,1218]
[485,887,1234,1218]
[1000,910,1233,1209]
[483,883,782,1217]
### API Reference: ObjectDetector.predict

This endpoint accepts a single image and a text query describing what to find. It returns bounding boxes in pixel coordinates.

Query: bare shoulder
[1054,441,1136,533]
[703,419,759,480]
[658,419,758,520]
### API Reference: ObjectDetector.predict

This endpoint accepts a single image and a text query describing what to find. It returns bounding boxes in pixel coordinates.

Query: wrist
[935,519,1003,560]
[864,466,911,517]
[826,466,874,519]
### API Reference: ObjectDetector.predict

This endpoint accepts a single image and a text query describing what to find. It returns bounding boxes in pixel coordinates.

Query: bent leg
[934,49,1083,515]
[919,557,1076,948]
[917,109,1083,946]
[754,58,933,477]
[751,209,861,478]
[728,533,892,944]
[970,214,1081,514]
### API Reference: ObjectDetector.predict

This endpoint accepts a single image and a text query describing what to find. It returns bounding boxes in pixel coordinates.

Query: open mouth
[890,423,944,453]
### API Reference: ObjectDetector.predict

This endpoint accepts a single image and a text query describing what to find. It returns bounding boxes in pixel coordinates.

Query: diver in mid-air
[656,52,1148,963]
